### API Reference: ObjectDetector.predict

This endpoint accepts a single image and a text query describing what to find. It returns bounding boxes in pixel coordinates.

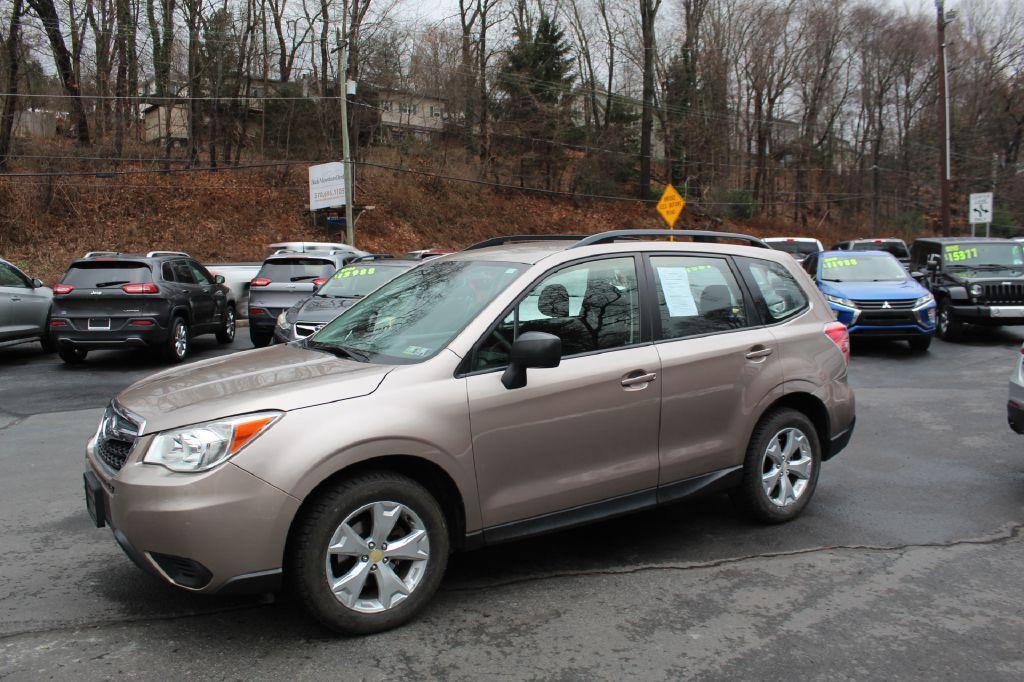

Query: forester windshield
[820,254,906,282]
[317,264,410,298]
[309,260,527,364]
[943,242,1024,269]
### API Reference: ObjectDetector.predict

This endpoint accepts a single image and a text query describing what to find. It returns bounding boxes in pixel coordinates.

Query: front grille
[982,283,1024,304]
[96,403,140,472]
[858,311,918,326]
[295,322,324,338]
[852,298,917,310]
[97,438,132,470]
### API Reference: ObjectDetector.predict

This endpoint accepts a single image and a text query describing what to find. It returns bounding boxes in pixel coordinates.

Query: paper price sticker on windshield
[334,267,376,279]
[944,245,979,262]
[823,257,858,269]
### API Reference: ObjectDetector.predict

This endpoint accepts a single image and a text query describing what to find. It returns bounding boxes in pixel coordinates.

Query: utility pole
[336,28,355,247]
[935,1,955,236]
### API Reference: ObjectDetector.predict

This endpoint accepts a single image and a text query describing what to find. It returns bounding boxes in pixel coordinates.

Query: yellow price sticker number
[334,267,376,279]
[822,257,858,269]
[944,245,978,262]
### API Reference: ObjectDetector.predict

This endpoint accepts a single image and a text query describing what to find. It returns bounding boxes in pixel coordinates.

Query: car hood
[947,269,1024,283]
[116,344,392,434]
[294,295,359,324]
[820,279,927,301]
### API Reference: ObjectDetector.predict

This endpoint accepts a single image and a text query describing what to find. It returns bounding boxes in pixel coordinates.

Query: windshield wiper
[821,277,844,282]
[290,274,320,282]
[94,280,131,287]
[305,340,371,362]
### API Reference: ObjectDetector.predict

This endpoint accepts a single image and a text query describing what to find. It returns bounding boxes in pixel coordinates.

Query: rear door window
[172,260,197,284]
[62,262,152,287]
[736,258,809,323]
[257,258,337,282]
[162,262,175,281]
[650,256,751,340]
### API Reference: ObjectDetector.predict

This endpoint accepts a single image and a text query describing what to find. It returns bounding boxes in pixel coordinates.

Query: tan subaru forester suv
[84,230,855,634]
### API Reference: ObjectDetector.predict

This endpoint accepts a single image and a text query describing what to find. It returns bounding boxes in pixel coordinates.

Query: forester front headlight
[826,294,856,308]
[143,412,282,472]
[914,294,935,308]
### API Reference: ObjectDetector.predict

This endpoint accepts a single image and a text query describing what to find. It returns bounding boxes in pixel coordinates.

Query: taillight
[53,284,73,295]
[129,319,154,326]
[49,319,68,327]
[122,283,159,294]
[249,308,266,316]
[312,278,328,287]
[251,278,271,287]
[824,321,850,365]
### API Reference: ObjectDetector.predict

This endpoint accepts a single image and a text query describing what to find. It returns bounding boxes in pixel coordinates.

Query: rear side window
[62,262,152,287]
[737,258,809,323]
[257,258,336,282]
[650,256,750,339]
[162,263,175,281]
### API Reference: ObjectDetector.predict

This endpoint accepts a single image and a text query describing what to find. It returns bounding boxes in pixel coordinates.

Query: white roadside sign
[969,192,993,225]
[309,162,346,210]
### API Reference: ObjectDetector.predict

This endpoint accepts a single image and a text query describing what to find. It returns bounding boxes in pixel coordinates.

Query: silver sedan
[0,257,53,351]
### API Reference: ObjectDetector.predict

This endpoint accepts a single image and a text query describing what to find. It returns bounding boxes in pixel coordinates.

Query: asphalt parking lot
[2,329,1024,679]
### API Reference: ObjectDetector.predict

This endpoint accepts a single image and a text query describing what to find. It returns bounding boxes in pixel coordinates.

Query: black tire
[907,335,932,352]
[730,408,822,524]
[288,471,450,636]
[936,299,963,341]
[58,345,87,365]
[40,331,56,353]
[249,327,272,348]
[163,316,190,363]
[216,304,236,344]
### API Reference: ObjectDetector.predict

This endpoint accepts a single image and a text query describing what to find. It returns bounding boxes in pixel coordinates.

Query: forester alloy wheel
[325,501,430,613]
[760,427,814,507]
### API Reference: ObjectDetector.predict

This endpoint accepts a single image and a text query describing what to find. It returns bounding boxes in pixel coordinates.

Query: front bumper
[1009,400,1024,434]
[85,435,300,594]
[828,303,936,338]
[947,304,1024,325]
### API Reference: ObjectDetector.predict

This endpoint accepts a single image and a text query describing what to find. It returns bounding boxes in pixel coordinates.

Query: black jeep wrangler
[50,251,236,364]
[910,237,1024,340]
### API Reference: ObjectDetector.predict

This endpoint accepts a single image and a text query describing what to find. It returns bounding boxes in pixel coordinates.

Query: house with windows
[375,88,447,140]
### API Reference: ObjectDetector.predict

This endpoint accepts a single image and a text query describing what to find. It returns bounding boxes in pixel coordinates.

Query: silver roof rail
[84,251,121,258]
[146,251,190,258]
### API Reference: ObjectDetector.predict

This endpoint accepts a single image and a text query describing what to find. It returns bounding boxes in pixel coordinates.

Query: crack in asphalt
[439,521,1024,592]
[1,522,1021,643]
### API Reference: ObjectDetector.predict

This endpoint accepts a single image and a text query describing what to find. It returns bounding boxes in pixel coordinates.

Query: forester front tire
[288,472,450,636]
[731,408,822,524]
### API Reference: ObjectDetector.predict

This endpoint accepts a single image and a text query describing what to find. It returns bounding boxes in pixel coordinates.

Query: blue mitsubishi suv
[802,250,937,351]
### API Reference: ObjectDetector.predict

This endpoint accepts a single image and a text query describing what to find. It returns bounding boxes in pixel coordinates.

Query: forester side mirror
[501,332,561,390]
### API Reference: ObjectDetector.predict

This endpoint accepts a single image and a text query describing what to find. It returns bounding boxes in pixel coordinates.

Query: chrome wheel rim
[939,307,949,334]
[174,323,188,357]
[225,309,235,340]
[325,501,430,614]
[761,427,813,507]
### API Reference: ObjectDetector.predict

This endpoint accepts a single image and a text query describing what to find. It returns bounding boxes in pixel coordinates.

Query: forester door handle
[621,372,657,387]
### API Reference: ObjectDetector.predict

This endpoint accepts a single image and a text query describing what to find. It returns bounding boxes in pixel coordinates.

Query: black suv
[50,251,236,364]
[832,238,911,266]
[910,237,1024,340]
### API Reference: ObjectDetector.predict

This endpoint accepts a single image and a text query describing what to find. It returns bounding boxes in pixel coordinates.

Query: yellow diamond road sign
[657,184,685,228]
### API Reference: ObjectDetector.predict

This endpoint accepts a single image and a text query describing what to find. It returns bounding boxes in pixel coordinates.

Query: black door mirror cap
[501,332,562,390]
